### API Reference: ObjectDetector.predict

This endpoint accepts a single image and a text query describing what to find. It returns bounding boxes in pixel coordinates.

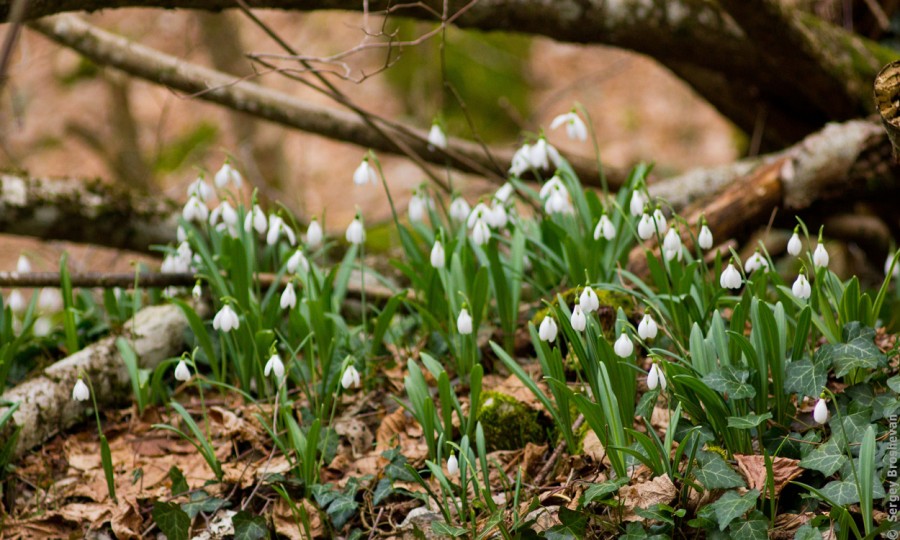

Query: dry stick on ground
[0,304,190,459]
[29,14,618,190]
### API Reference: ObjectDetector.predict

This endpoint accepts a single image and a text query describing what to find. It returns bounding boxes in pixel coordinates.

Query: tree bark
[874,60,900,160]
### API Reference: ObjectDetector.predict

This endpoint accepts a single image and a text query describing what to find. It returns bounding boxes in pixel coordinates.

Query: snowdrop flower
[579,286,599,313]
[174,360,191,382]
[244,205,268,235]
[570,304,586,332]
[720,263,742,289]
[529,138,551,170]
[38,288,62,313]
[886,253,899,277]
[471,219,491,246]
[213,304,239,333]
[286,250,309,274]
[539,176,565,200]
[8,290,25,314]
[698,224,713,250]
[467,203,490,229]
[792,273,812,300]
[346,215,366,245]
[545,185,574,214]
[430,240,445,269]
[427,123,448,150]
[744,252,768,273]
[638,314,658,341]
[539,315,558,342]
[33,316,52,337]
[192,282,202,299]
[209,201,238,229]
[787,229,802,257]
[214,162,243,189]
[280,283,297,310]
[353,157,378,186]
[550,110,588,141]
[647,363,666,391]
[177,226,188,243]
[457,308,473,335]
[187,177,212,201]
[813,243,829,269]
[267,215,297,246]
[449,196,471,222]
[652,208,668,236]
[614,332,634,358]
[637,213,655,240]
[265,354,285,379]
[486,203,508,229]
[447,453,459,476]
[494,183,515,204]
[16,255,31,273]
[341,364,361,389]
[594,214,616,241]
[509,144,532,176]
[663,228,682,261]
[305,219,323,248]
[813,397,828,424]
[630,190,647,217]
[72,378,90,401]
[182,196,208,223]
[408,190,429,223]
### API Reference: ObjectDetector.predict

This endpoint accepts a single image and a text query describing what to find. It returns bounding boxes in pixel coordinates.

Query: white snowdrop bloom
[447,453,459,476]
[345,216,366,245]
[267,215,297,246]
[494,183,515,203]
[213,305,239,333]
[341,364,361,389]
[787,231,802,257]
[545,186,574,214]
[265,354,285,379]
[647,363,667,391]
[637,213,655,240]
[813,398,828,424]
[570,304,586,332]
[550,111,588,141]
[214,162,243,189]
[539,175,565,200]
[698,225,713,250]
[353,157,378,186]
[210,201,238,228]
[539,316,558,342]
[813,243,829,268]
[638,314,658,341]
[449,197,471,222]
[886,253,900,277]
[720,263,743,289]
[8,290,25,314]
[614,332,634,358]
[408,192,429,223]
[244,205,268,235]
[72,378,90,401]
[192,283,202,299]
[487,203,508,228]
[177,226,188,244]
[280,283,297,310]
[471,219,491,246]
[594,214,616,241]
[182,196,208,223]
[305,219,323,248]
[652,209,668,236]
[38,288,62,313]
[187,177,212,201]
[286,250,309,274]
[457,308,473,335]
[546,143,563,169]
[509,144,532,176]
[744,252,769,273]
[16,255,31,273]
[467,203,491,229]
[663,228,682,261]
[792,273,812,300]
[630,190,647,217]
[427,123,448,150]
[33,316,52,337]
[529,138,551,170]
[174,360,191,382]
[579,286,599,313]
[430,240,446,269]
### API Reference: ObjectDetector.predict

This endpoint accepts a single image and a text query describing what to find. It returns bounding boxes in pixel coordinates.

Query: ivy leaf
[727,412,772,430]
[793,524,824,540]
[817,331,884,378]
[887,374,900,395]
[181,490,230,519]
[784,358,828,398]
[727,511,768,540]
[373,478,393,506]
[582,479,626,504]
[152,501,190,540]
[707,489,759,531]
[432,521,468,537]
[693,452,745,490]
[703,367,755,400]
[799,439,846,476]
[232,511,268,540]
[819,480,860,505]
[544,507,587,540]
[168,466,189,496]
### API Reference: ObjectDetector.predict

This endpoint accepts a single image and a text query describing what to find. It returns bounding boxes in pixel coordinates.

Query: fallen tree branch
[29,14,617,190]
[0,304,189,459]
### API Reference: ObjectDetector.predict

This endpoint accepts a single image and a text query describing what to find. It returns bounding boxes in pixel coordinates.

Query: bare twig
[534,414,584,487]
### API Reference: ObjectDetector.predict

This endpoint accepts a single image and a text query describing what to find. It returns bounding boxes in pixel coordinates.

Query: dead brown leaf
[274,498,323,540]
[619,474,677,522]
[110,498,144,540]
[735,454,802,495]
